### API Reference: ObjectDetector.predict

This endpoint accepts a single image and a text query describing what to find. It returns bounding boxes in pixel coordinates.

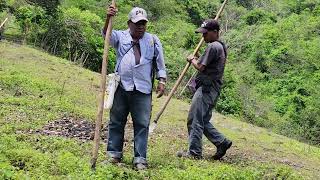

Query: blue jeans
[107,86,151,165]
[187,86,225,156]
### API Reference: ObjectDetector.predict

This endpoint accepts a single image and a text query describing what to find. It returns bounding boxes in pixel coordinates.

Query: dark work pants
[107,86,151,164]
[187,86,225,156]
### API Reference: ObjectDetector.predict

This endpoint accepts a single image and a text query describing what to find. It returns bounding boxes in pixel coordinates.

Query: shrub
[243,8,277,25]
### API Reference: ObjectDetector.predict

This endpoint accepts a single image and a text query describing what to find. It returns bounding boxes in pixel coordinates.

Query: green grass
[1,41,319,179]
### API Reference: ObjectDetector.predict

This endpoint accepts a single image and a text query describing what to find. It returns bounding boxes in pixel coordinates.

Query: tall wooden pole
[0,18,8,29]
[91,0,116,169]
[150,0,229,133]
[179,71,196,97]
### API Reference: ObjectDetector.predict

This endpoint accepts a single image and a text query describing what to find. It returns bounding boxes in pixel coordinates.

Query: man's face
[128,20,147,39]
[202,30,219,43]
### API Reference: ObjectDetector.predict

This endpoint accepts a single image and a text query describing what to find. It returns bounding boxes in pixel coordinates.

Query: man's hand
[103,5,118,34]
[187,54,197,63]
[187,54,205,72]
[156,81,165,98]
[107,5,118,17]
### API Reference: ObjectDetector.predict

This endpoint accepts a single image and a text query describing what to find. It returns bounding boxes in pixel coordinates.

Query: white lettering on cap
[136,10,144,15]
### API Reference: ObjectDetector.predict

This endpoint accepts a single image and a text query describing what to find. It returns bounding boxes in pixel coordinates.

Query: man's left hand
[156,82,165,98]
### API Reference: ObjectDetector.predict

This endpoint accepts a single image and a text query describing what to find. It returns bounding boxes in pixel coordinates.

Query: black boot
[213,139,232,160]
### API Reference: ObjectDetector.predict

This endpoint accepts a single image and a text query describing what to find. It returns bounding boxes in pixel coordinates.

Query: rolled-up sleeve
[153,35,167,79]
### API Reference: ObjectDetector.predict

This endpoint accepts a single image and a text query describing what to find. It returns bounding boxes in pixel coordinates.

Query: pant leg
[129,90,151,164]
[203,87,226,146]
[188,87,207,156]
[107,87,130,159]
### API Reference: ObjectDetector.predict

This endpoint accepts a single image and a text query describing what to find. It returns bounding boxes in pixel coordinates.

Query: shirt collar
[126,29,146,42]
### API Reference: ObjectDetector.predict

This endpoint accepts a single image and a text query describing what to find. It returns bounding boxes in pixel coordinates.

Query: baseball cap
[128,7,148,23]
[195,19,220,33]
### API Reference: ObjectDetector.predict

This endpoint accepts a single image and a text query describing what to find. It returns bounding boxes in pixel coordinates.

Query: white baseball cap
[128,7,148,23]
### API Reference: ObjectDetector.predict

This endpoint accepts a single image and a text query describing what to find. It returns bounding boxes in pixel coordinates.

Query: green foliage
[243,8,277,25]
[216,68,242,115]
[150,163,301,179]
[28,0,60,16]
[2,0,320,147]
[236,0,253,9]
[151,18,198,80]
[0,161,15,179]
[224,5,320,144]
[56,151,90,175]
[40,7,106,71]
[14,5,46,43]
[2,1,320,177]
[0,0,7,12]
[235,0,280,10]
[176,0,219,24]
[135,0,187,21]
[2,41,319,179]
[60,0,106,17]
[284,0,320,14]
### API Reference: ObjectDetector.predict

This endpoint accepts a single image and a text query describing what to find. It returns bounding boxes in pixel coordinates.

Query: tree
[27,0,60,16]
[15,5,46,44]
[0,0,7,12]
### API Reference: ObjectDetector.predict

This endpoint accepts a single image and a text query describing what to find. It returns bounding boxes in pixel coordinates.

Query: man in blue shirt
[103,6,167,170]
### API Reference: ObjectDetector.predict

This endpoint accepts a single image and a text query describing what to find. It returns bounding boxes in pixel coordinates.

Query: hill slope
[1,41,320,179]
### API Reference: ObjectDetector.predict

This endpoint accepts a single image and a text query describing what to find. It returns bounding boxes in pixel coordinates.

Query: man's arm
[153,35,167,80]
[102,5,119,48]
[187,44,216,72]
[187,57,205,72]
[153,35,167,98]
[103,5,117,34]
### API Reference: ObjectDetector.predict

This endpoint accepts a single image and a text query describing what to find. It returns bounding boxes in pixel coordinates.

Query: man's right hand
[107,5,118,17]
[103,5,118,34]
[187,54,197,63]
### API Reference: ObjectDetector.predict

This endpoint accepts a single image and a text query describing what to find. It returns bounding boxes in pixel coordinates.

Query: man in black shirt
[178,19,232,160]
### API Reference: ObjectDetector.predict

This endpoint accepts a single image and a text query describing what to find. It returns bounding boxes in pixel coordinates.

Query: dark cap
[195,19,220,33]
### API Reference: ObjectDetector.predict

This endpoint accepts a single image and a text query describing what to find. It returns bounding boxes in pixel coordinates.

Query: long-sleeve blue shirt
[104,29,167,94]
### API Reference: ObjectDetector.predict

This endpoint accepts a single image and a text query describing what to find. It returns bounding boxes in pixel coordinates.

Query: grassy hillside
[2,0,320,146]
[1,41,320,179]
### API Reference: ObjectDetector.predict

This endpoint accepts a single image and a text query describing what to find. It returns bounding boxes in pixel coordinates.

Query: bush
[40,7,107,71]
[243,8,277,25]
[14,5,46,44]
[0,0,7,12]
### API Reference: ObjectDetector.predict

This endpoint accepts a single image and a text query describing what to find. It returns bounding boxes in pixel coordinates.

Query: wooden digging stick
[91,0,116,169]
[149,0,229,133]
[0,17,8,29]
[179,70,196,97]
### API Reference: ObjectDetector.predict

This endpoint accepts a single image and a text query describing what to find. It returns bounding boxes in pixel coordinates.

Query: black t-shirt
[196,41,227,91]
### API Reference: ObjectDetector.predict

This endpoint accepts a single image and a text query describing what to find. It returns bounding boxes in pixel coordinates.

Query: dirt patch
[27,116,134,142]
